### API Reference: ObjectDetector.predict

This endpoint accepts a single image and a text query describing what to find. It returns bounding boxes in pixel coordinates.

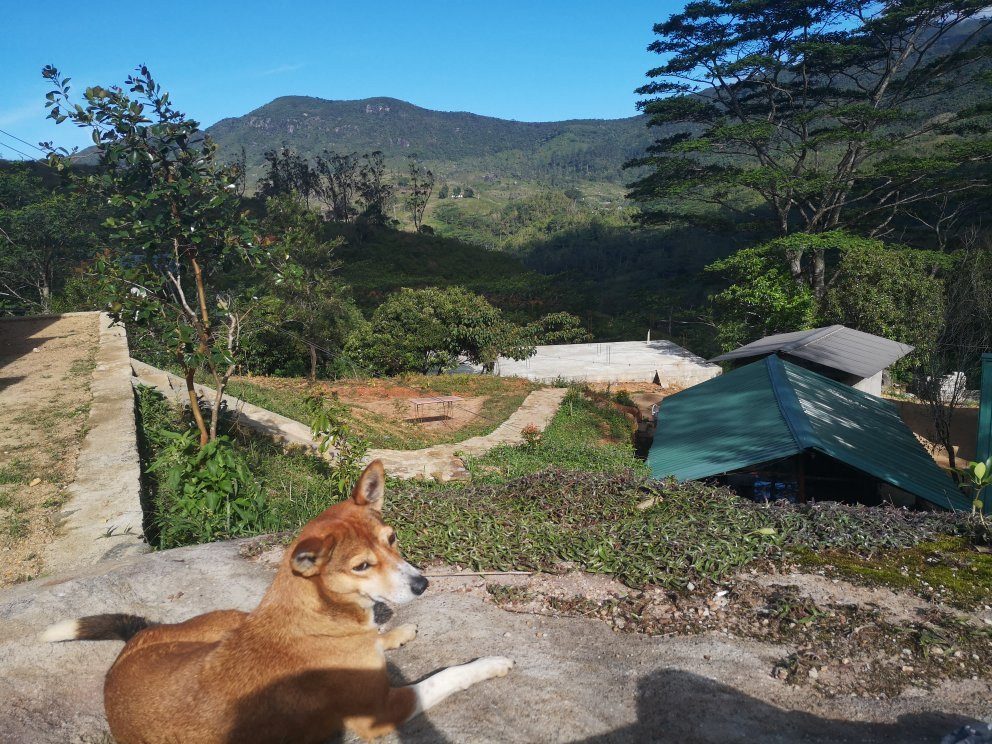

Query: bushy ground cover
[135,383,986,607]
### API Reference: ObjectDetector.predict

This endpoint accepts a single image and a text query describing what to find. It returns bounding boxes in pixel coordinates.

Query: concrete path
[130,360,567,481]
[46,315,147,573]
[0,539,984,743]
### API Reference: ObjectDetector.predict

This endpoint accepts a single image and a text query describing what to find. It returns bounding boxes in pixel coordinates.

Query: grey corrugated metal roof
[711,325,914,378]
[648,356,967,511]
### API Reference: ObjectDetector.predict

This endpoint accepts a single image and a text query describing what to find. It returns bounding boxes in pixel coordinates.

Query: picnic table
[409,395,463,421]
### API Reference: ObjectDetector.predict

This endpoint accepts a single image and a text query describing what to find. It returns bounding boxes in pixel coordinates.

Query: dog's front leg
[408,656,514,716]
[347,657,513,740]
[380,623,417,650]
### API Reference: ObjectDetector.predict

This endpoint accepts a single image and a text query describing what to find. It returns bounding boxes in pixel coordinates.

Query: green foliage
[0,164,99,314]
[706,243,818,350]
[386,469,967,590]
[306,392,368,492]
[523,311,592,345]
[251,196,363,378]
[823,239,947,367]
[344,286,535,375]
[628,1,992,249]
[42,65,261,444]
[707,231,948,355]
[134,384,365,546]
[960,458,992,513]
[149,430,277,549]
[467,388,644,482]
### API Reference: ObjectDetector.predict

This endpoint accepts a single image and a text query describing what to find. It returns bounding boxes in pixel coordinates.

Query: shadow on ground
[0,316,60,374]
[574,669,978,744]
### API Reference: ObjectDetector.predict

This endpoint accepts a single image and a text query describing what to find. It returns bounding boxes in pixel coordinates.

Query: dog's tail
[42,614,154,643]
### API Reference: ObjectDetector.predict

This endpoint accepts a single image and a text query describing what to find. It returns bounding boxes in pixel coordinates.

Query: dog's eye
[387,533,397,546]
[353,562,371,572]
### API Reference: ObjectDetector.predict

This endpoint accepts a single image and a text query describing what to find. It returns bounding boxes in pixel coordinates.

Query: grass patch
[3,513,29,539]
[68,355,97,378]
[0,459,29,485]
[795,537,992,607]
[466,387,646,481]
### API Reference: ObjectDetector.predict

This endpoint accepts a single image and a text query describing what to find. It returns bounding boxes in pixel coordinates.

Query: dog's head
[287,460,428,607]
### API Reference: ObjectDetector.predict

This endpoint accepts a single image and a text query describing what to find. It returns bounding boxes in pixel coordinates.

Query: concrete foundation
[458,340,721,386]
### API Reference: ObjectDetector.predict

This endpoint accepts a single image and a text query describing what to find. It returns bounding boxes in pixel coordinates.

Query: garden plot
[224,373,539,450]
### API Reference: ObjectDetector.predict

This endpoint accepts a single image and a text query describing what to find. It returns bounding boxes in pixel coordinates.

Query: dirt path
[0,314,99,587]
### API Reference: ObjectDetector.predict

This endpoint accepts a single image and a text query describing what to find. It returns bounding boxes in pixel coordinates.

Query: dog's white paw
[391,623,418,647]
[474,655,514,679]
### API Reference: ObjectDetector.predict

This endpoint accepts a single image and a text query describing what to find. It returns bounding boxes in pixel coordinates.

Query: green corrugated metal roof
[647,356,968,511]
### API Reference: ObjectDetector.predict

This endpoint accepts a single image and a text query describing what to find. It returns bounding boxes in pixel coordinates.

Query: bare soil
[421,561,992,706]
[239,374,535,445]
[0,314,99,587]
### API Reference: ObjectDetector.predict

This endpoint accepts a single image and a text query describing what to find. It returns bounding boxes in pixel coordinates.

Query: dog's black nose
[411,575,429,595]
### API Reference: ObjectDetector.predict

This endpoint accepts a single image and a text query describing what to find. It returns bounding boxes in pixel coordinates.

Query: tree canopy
[628,0,992,296]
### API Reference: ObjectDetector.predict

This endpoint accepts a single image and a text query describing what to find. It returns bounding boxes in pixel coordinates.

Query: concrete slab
[0,540,984,743]
[45,313,148,574]
[458,341,721,386]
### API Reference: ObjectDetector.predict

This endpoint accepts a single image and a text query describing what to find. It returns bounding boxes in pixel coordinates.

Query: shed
[710,325,913,396]
[647,356,966,511]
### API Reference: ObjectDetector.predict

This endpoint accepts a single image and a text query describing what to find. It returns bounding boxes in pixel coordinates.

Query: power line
[0,138,33,160]
[0,128,45,153]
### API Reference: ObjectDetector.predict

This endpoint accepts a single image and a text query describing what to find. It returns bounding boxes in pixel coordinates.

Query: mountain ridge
[204,95,653,184]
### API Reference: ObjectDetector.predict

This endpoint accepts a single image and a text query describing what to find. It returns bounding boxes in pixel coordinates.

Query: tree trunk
[185,367,210,447]
[786,250,803,284]
[308,344,318,382]
[812,248,826,301]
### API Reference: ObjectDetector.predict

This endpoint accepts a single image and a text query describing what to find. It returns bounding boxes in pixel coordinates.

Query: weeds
[0,460,29,485]
[467,388,645,481]
[385,469,972,591]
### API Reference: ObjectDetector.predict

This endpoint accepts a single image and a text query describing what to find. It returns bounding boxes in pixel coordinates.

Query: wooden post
[797,455,807,504]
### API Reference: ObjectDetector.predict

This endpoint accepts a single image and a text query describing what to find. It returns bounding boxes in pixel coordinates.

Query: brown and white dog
[43,460,513,743]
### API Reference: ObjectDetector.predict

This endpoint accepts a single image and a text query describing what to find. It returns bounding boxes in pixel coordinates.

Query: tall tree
[259,147,319,207]
[405,156,434,232]
[260,196,362,380]
[316,150,360,222]
[42,65,260,446]
[356,151,394,226]
[0,165,98,313]
[628,0,992,298]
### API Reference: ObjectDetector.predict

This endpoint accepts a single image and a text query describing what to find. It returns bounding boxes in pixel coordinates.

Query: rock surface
[0,540,987,743]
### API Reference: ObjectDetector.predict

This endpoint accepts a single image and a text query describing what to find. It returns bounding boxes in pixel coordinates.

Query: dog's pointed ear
[291,536,329,577]
[351,459,385,511]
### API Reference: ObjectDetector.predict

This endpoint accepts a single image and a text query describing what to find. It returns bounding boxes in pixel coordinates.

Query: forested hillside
[206,96,652,185]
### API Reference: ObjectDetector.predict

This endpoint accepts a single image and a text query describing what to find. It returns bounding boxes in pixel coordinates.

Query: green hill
[205,96,652,185]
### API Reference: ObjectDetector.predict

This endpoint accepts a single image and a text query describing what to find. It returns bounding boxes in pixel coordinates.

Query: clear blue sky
[1,1,683,158]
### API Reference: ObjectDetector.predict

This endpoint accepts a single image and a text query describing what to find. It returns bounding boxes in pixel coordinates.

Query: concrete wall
[458,340,722,387]
[45,313,148,573]
[852,371,883,397]
[895,398,978,469]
